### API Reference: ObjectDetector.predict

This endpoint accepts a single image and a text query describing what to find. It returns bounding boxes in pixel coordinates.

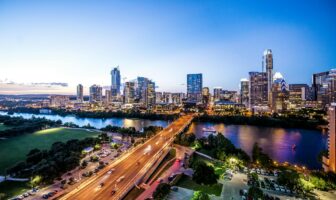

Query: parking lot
[221,167,300,200]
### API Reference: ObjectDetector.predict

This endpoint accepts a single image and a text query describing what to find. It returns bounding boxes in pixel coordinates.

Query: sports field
[0,127,100,174]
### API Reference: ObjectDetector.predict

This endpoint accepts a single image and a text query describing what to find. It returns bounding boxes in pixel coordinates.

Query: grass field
[0,127,100,174]
[176,174,223,196]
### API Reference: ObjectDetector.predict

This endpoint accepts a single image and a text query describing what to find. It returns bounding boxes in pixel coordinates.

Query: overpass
[59,114,194,200]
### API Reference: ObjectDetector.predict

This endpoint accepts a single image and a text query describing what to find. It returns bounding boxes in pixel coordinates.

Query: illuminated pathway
[59,114,194,200]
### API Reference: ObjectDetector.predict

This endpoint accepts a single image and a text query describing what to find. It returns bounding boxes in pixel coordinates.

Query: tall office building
[187,74,203,103]
[134,77,156,107]
[213,87,222,102]
[77,84,84,103]
[89,85,103,102]
[145,81,156,108]
[111,67,121,97]
[202,87,210,105]
[263,49,273,106]
[271,72,288,112]
[136,77,149,104]
[105,89,112,103]
[312,70,336,108]
[288,84,309,109]
[312,71,329,104]
[124,81,136,104]
[249,72,268,109]
[323,104,336,172]
[240,79,249,108]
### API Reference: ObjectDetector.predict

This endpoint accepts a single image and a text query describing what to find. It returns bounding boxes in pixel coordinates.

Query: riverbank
[195,114,327,130]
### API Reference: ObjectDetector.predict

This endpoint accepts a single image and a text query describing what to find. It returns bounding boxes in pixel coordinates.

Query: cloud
[0,80,71,95]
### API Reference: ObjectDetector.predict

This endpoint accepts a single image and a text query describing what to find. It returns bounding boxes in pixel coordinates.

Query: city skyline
[0,0,336,94]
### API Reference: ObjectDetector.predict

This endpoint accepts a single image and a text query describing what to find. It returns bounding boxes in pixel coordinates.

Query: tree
[192,161,218,185]
[252,142,272,167]
[153,183,171,200]
[248,186,263,199]
[30,175,42,188]
[278,170,302,192]
[0,193,6,200]
[192,191,210,200]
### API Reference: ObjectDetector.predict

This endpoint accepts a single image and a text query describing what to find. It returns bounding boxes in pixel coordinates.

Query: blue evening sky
[0,0,335,94]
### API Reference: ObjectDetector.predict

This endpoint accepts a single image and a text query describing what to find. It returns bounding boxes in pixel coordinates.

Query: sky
[0,0,335,95]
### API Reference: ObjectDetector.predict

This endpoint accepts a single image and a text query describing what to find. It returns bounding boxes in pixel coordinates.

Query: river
[0,111,327,169]
[189,122,327,169]
[0,111,169,131]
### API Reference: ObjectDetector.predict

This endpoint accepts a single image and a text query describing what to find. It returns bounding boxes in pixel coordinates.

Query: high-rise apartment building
[249,72,268,109]
[89,84,103,102]
[240,79,249,108]
[213,87,222,102]
[155,92,163,104]
[187,73,203,103]
[145,81,156,108]
[263,49,273,106]
[77,84,84,103]
[288,84,309,109]
[124,81,136,104]
[323,104,336,172]
[271,73,288,112]
[111,67,121,97]
[202,87,210,105]
[105,89,112,103]
[312,69,336,108]
[50,95,70,107]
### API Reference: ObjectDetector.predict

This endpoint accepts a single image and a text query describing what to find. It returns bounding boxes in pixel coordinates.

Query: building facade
[124,81,136,104]
[77,84,84,103]
[288,84,309,109]
[202,87,210,105]
[111,67,121,97]
[105,89,112,103]
[213,87,222,102]
[323,104,336,172]
[249,72,268,109]
[263,49,273,107]
[50,95,70,107]
[240,79,249,108]
[187,73,203,103]
[89,84,103,102]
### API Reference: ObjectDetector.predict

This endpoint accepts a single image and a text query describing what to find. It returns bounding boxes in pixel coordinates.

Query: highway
[59,114,193,200]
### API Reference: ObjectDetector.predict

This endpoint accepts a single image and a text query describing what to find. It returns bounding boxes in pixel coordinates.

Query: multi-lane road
[59,114,194,200]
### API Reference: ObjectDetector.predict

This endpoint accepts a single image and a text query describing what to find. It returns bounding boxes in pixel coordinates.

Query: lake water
[0,111,169,131]
[189,122,327,169]
[0,111,327,169]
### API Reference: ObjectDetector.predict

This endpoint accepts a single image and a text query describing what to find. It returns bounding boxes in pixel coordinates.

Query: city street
[59,115,194,200]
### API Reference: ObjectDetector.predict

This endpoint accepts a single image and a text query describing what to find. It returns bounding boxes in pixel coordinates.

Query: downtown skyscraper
[111,67,121,97]
[187,73,203,104]
[89,84,103,102]
[76,84,84,103]
[263,49,273,106]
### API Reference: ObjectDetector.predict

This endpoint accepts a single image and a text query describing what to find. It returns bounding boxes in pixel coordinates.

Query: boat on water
[202,127,217,137]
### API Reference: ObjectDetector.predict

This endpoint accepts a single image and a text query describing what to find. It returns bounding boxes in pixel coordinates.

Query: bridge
[59,114,194,200]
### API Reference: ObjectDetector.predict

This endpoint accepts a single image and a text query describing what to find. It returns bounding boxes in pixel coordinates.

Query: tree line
[7,107,179,121]
[6,136,102,184]
[0,115,62,138]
